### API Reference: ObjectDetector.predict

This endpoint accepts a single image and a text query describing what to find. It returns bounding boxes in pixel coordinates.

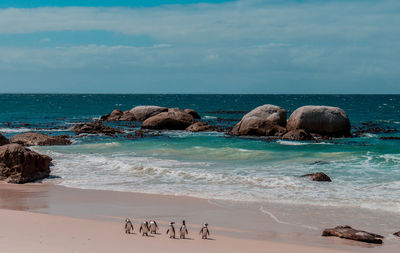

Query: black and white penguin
[179,220,188,239]
[199,223,210,239]
[149,220,159,234]
[124,218,134,234]
[139,221,150,236]
[166,222,176,239]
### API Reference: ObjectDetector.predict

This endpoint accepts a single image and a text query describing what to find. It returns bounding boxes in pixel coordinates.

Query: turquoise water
[1,94,399,213]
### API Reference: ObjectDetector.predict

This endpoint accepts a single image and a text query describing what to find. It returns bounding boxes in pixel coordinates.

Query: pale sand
[0,183,398,252]
[0,208,355,253]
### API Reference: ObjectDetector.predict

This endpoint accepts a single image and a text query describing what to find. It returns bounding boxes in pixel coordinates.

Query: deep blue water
[0,94,399,214]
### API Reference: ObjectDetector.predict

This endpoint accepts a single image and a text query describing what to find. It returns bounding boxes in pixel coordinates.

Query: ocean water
[1,94,400,214]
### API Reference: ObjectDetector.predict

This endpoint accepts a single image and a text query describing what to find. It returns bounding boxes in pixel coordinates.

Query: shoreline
[0,182,399,252]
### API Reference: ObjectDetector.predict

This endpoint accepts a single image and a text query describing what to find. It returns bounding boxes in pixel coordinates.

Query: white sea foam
[0,127,31,133]
[203,116,217,119]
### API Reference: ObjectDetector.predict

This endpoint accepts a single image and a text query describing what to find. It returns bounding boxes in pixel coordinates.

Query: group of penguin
[124,219,210,240]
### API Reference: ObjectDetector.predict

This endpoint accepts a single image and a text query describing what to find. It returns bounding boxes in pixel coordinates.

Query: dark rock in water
[129,106,168,121]
[380,137,400,140]
[186,122,214,132]
[184,109,201,119]
[232,105,287,137]
[301,172,332,182]
[0,133,10,146]
[311,160,330,165]
[282,129,315,141]
[125,129,161,139]
[72,122,122,136]
[142,110,195,130]
[0,144,52,184]
[287,106,351,137]
[322,225,383,244]
[394,231,400,237]
[10,133,71,146]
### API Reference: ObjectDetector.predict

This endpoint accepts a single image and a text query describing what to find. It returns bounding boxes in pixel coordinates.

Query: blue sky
[0,0,399,93]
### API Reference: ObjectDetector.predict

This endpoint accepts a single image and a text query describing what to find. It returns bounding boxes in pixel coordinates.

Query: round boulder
[301,172,332,182]
[0,144,52,183]
[129,106,168,121]
[11,133,71,146]
[142,111,195,130]
[186,122,213,132]
[287,106,351,137]
[232,105,287,136]
[184,109,201,119]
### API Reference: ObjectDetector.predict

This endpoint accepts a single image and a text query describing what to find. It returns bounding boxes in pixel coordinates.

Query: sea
[1,94,399,216]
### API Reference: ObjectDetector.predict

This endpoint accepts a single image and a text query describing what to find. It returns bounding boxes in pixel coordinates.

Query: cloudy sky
[0,0,399,93]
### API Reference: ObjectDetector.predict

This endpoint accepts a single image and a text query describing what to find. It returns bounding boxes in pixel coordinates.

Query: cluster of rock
[72,122,123,135]
[101,106,211,132]
[232,104,351,140]
[10,133,71,146]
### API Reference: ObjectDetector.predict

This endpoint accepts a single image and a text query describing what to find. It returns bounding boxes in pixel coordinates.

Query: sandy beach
[0,182,399,252]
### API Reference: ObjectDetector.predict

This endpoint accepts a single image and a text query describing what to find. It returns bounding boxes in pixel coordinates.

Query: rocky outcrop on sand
[282,129,314,141]
[232,105,287,136]
[0,144,52,184]
[101,109,136,121]
[322,226,383,244]
[142,110,195,130]
[72,122,122,136]
[184,109,201,119]
[394,231,400,237]
[129,106,168,121]
[287,106,351,137]
[10,133,71,146]
[301,172,331,182]
[186,122,213,132]
[0,134,10,146]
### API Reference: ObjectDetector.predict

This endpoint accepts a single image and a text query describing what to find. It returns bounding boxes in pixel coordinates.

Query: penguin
[199,223,210,239]
[166,222,176,239]
[149,220,159,234]
[139,221,150,236]
[179,220,188,239]
[124,218,134,234]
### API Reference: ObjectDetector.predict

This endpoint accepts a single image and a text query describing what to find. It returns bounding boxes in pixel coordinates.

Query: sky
[0,0,399,94]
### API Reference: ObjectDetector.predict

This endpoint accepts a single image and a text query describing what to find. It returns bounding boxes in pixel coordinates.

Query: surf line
[259,206,318,230]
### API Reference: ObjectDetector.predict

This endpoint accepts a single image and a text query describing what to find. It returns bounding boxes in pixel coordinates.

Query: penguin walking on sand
[179,220,188,239]
[139,221,150,236]
[124,218,134,234]
[166,222,176,239]
[149,220,159,234]
[199,223,210,239]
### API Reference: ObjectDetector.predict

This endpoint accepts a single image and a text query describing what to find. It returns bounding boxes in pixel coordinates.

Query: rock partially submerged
[282,129,314,141]
[129,106,168,121]
[184,109,201,119]
[0,144,52,184]
[10,133,71,146]
[394,231,400,237]
[142,110,195,130]
[0,133,9,146]
[72,122,122,135]
[186,122,213,132]
[322,226,384,244]
[287,106,351,137]
[301,172,331,182]
[232,105,287,136]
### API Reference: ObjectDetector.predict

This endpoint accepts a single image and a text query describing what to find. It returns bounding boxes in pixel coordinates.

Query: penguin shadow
[126,232,137,235]
[180,237,194,240]
[142,235,155,238]
[202,237,215,241]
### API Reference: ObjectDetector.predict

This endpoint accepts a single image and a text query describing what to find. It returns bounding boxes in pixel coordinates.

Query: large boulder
[282,129,314,141]
[186,122,214,132]
[322,225,383,244]
[232,105,287,136]
[72,122,122,136]
[0,144,52,183]
[10,133,71,146]
[301,172,331,182]
[184,109,201,119]
[287,106,351,137]
[142,110,195,130]
[0,133,10,146]
[129,106,168,121]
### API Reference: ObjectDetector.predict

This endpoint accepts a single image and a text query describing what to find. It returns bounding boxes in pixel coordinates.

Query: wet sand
[0,182,399,252]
